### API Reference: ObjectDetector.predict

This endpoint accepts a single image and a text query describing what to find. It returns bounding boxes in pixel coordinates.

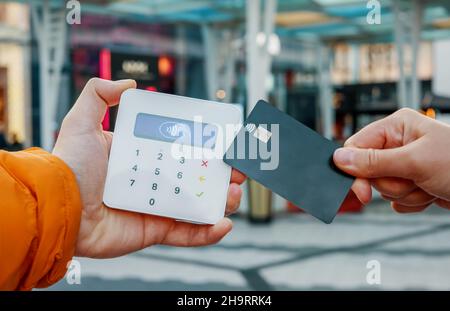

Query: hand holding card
[224,100,354,224]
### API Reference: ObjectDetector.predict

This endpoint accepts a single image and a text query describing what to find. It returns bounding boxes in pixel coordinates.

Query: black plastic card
[224,100,354,224]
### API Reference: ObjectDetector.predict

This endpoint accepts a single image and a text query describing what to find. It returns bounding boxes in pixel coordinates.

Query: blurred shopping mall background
[1,0,450,290]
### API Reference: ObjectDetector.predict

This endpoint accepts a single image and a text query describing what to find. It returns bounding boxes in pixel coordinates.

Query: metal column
[393,0,423,109]
[175,24,187,96]
[317,44,334,140]
[201,24,219,101]
[245,0,277,223]
[31,0,68,150]
[202,24,238,102]
[223,30,237,103]
[246,0,277,113]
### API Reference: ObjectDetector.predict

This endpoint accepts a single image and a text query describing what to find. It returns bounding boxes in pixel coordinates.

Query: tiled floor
[45,201,450,291]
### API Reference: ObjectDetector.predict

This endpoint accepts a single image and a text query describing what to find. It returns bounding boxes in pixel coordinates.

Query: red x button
[201,160,208,168]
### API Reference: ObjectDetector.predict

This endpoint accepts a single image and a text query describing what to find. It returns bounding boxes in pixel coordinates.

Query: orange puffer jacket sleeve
[0,148,82,290]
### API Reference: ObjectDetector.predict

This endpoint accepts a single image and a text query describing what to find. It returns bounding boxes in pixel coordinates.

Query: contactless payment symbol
[159,122,190,139]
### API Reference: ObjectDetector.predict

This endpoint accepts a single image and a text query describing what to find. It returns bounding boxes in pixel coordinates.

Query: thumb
[66,78,136,130]
[333,146,414,179]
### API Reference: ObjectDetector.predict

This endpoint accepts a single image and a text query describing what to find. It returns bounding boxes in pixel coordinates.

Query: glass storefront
[0,3,31,148]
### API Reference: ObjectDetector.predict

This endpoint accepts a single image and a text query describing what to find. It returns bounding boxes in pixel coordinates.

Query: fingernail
[230,184,242,196]
[115,79,134,84]
[334,148,354,166]
[223,218,233,228]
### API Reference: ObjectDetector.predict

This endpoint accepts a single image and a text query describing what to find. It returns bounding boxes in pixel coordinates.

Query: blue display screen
[133,113,217,149]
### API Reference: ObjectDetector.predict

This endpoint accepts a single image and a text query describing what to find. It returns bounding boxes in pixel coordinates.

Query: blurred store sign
[0,3,30,146]
[98,49,177,130]
[0,3,29,31]
[111,52,158,84]
[433,39,450,98]
[100,49,158,131]
[331,42,432,85]
[99,49,163,90]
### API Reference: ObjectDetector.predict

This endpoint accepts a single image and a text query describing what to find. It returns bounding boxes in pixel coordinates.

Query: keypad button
[196,191,204,198]
[124,148,218,211]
